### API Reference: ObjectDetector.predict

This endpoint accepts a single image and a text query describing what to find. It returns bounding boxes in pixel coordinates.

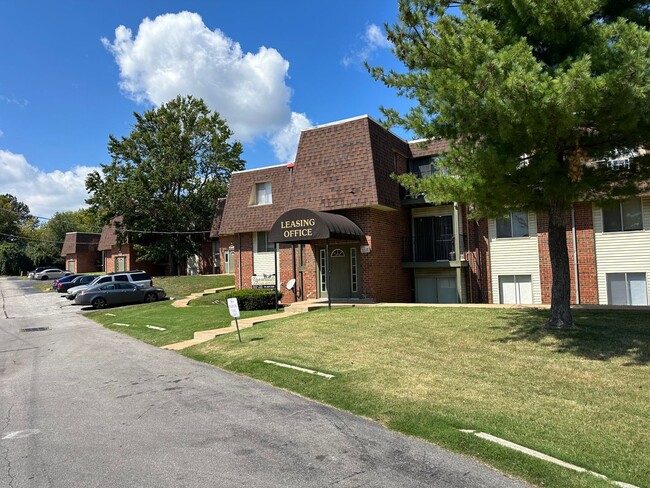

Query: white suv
[66,270,153,300]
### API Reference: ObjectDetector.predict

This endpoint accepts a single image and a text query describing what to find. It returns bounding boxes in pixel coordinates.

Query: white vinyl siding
[593,198,650,305]
[488,211,542,304]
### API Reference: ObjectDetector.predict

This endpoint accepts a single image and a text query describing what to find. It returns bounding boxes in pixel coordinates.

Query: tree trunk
[546,199,575,328]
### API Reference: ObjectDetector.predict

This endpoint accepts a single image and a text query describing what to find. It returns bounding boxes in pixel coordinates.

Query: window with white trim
[255,231,274,253]
[602,198,643,232]
[496,211,529,238]
[350,248,358,293]
[254,182,272,205]
[607,273,647,306]
[319,249,327,293]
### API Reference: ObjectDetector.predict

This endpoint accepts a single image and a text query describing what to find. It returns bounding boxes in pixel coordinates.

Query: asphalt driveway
[0,277,529,487]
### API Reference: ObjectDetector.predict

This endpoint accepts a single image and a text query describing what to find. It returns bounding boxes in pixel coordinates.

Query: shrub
[217,288,282,311]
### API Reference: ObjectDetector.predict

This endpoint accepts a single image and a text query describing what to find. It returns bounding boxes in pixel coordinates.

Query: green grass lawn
[151,274,234,297]
[86,298,275,347]
[179,306,650,488]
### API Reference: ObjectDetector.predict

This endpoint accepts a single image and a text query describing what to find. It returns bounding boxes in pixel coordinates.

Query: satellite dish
[286,278,296,290]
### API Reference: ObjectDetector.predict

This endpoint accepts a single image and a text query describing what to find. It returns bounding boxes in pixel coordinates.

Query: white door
[499,275,532,304]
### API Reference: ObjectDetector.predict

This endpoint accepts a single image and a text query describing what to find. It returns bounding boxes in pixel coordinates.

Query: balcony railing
[402,235,455,263]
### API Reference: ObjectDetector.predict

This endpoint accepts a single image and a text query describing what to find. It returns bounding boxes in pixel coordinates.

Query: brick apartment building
[217,115,650,307]
[60,232,102,273]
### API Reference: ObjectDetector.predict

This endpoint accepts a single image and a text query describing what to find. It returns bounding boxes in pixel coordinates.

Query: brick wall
[103,245,158,276]
[66,251,101,273]
[536,202,598,304]
[230,205,412,303]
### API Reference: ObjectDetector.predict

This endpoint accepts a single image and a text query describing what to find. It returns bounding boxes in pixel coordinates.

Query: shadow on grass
[493,308,650,366]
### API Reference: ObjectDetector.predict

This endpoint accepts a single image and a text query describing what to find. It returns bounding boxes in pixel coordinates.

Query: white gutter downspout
[571,205,580,305]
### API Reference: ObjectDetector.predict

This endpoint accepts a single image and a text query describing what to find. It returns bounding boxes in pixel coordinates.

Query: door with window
[223,249,234,274]
[318,246,360,299]
[114,256,127,273]
[413,215,454,261]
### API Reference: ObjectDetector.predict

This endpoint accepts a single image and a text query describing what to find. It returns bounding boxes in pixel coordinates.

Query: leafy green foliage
[0,193,36,242]
[217,289,282,311]
[0,242,32,275]
[374,0,649,214]
[24,209,101,268]
[85,95,244,270]
[371,0,649,326]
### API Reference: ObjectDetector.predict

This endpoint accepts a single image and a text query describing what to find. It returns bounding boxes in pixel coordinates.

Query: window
[499,275,533,304]
[607,273,647,306]
[255,182,272,205]
[114,275,129,282]
[319,249,327,293]
[350,248,358,293]
[255,231,274,253]
[602,198,643,232]
[496,211,529,238]
[608,158,631,170]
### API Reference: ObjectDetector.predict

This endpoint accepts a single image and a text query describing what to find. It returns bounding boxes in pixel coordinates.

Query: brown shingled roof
[60,232,101,257]
[219,115,450,236]
[408,138,449,158]
[97,217,124,251]
[218,165,292,235]
[210,198,227,239]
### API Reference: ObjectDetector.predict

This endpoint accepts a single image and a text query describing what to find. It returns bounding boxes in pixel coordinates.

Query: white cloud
[342,23,392,67]
[270,112,312,163]
[103,11,309,161]
[0,149,97,218]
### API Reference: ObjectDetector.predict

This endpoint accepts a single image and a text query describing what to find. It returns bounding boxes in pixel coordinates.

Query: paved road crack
[2,405,15,488]
[0,286,9,319]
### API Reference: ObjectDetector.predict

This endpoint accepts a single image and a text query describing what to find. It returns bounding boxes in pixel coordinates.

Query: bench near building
[216,115,650,307]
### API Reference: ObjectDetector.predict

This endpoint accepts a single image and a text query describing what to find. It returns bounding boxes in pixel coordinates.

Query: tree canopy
[372,0,650,327]
[0,193,35,242]
[85,95,244,271]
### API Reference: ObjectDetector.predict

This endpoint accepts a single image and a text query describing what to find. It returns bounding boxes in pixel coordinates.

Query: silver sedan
[74,282,166,309]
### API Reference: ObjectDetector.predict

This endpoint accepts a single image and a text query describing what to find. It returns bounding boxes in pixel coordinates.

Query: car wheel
[41,275,48,281]
[92,297,108,309]
[144,292,158,303]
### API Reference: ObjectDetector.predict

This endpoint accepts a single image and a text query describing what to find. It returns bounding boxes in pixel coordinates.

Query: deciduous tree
[371,0,650,327]
[86,95,244,273]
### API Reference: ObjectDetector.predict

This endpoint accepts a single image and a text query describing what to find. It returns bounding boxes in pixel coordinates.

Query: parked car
[28,266,53,279]
[66,270,153,300]
[34,268,72,281]
[56,274,99,293]
[74,282,166,309]
[52,274,81,290]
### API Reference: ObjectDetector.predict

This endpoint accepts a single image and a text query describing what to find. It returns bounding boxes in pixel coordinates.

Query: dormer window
[254,182,272,205]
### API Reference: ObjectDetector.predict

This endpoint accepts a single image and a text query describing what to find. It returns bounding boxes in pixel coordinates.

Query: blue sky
[0,1,413,218]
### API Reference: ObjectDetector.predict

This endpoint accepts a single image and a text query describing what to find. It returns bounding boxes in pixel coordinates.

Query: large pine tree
[371,0,650,327]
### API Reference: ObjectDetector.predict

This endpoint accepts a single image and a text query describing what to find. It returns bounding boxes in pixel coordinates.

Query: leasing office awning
[268,208,364,243]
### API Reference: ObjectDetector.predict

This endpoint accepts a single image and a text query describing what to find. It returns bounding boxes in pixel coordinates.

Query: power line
[0,232,67,244]
[121,229,211,234]
[0,208,212,234]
